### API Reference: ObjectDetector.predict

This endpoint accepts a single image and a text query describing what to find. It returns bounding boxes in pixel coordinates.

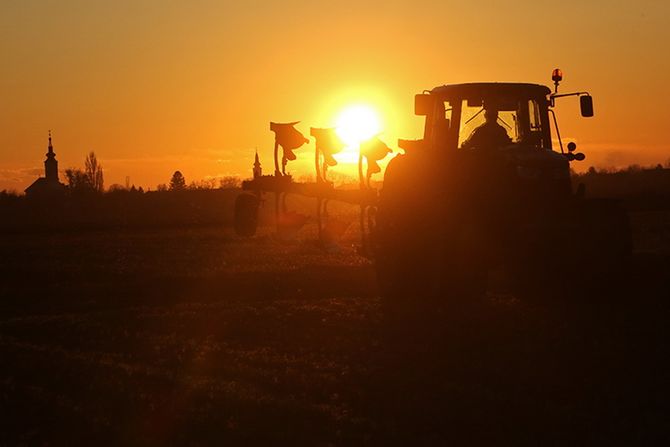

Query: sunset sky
[1,0,669,191]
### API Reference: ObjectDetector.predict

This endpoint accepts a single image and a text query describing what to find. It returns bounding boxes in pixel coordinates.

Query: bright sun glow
[335,105,382,149]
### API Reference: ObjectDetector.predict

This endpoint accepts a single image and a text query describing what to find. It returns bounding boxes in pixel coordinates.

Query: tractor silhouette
[235,71,631,314]
[375,73,631,317]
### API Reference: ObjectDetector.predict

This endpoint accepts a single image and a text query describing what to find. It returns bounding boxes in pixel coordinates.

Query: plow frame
[236,124,389,255]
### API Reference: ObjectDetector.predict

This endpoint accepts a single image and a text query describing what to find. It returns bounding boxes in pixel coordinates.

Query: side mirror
[415,94,432,116]
[566,151,586,162]
[580,95,594,117]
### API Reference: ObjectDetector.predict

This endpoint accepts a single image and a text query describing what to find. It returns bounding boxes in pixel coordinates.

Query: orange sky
[1,1,669,191]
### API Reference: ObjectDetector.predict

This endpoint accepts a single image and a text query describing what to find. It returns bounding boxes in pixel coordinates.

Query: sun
[335,105,382,149]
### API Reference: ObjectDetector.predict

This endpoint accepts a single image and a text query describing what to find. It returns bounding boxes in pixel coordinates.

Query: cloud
[0,167,44,191]
[581,143,670,170]
[0,167,42,182]
[98,147,251,165]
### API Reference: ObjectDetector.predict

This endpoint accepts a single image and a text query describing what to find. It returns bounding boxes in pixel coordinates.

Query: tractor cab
[405,79,593,201]
[377,73,630,311]
[415,83,554,153]
[413,78,592,155]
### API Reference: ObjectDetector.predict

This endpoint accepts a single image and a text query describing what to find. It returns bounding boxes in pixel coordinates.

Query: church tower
[45,130,59,182]
[25,130,66,197]
[253,149,262,178]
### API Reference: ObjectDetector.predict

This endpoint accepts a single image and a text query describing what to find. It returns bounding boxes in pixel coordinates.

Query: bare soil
[1,217,668,445]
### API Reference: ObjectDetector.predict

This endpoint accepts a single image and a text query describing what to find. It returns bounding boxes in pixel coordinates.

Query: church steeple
[45,130,59,182]
[47,130,54,154]
[253,149,262,178]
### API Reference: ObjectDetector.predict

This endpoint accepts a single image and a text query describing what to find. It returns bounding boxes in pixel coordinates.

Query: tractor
[375,72,632,315]
[234,70,632,313]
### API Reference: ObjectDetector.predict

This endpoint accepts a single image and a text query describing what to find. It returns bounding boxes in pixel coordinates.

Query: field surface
[1,220,669,445]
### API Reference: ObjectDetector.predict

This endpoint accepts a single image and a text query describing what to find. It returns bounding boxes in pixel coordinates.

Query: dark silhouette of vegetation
[574,163,670,211]
[219,176,241,189]
[64,152,104,193]
[2,163,668,233]
[64,168,90,191]
[169,171,186,190]
[85,152,104,192]
[1,174,248,232]
[188,178,217,190]
[165,174,240,191]
[1,189,20,199]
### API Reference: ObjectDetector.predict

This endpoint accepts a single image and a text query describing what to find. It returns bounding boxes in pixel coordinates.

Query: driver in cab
[461,107,511,150]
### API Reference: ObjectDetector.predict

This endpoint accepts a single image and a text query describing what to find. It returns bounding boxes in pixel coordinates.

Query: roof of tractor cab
[430,83,552,99]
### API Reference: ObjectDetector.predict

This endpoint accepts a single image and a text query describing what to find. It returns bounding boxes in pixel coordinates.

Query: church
[24,131,66,197]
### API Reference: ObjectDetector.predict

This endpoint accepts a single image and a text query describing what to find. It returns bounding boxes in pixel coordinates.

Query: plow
[234,122,392,254]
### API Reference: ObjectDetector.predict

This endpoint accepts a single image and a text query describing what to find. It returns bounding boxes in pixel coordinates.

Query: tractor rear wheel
[375,155,484,328]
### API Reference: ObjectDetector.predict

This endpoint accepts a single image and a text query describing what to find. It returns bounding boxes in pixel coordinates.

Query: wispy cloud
[580,143,670,169]
[0,167,44,191]
[0,167,42,182]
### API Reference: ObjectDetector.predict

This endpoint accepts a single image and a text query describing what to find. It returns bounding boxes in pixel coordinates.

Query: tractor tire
[375,155,484,328]
[234,193,260,237]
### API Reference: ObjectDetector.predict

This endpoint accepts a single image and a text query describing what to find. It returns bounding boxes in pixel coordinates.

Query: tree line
[65,152,105,193]
[57,152,241,195]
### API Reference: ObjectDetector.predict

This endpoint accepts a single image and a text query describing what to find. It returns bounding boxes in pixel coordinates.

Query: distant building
[253,150,262,178]
[25,131,66,197]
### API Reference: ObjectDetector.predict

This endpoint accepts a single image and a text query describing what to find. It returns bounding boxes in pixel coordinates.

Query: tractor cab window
[431,100,453,146]
[526,99,544,148]
[529,100,541,130]
[458,99,519,149]
[443,101,453,124]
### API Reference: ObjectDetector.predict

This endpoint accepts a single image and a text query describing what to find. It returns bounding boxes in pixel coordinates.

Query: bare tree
[84,152,104,192]
[201,178,219,189]
[219,176,241,189]
[64,168,91,191]
[188,178,218,190]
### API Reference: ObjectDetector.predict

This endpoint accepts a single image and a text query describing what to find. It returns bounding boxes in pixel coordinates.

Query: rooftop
[429,82,552,99]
